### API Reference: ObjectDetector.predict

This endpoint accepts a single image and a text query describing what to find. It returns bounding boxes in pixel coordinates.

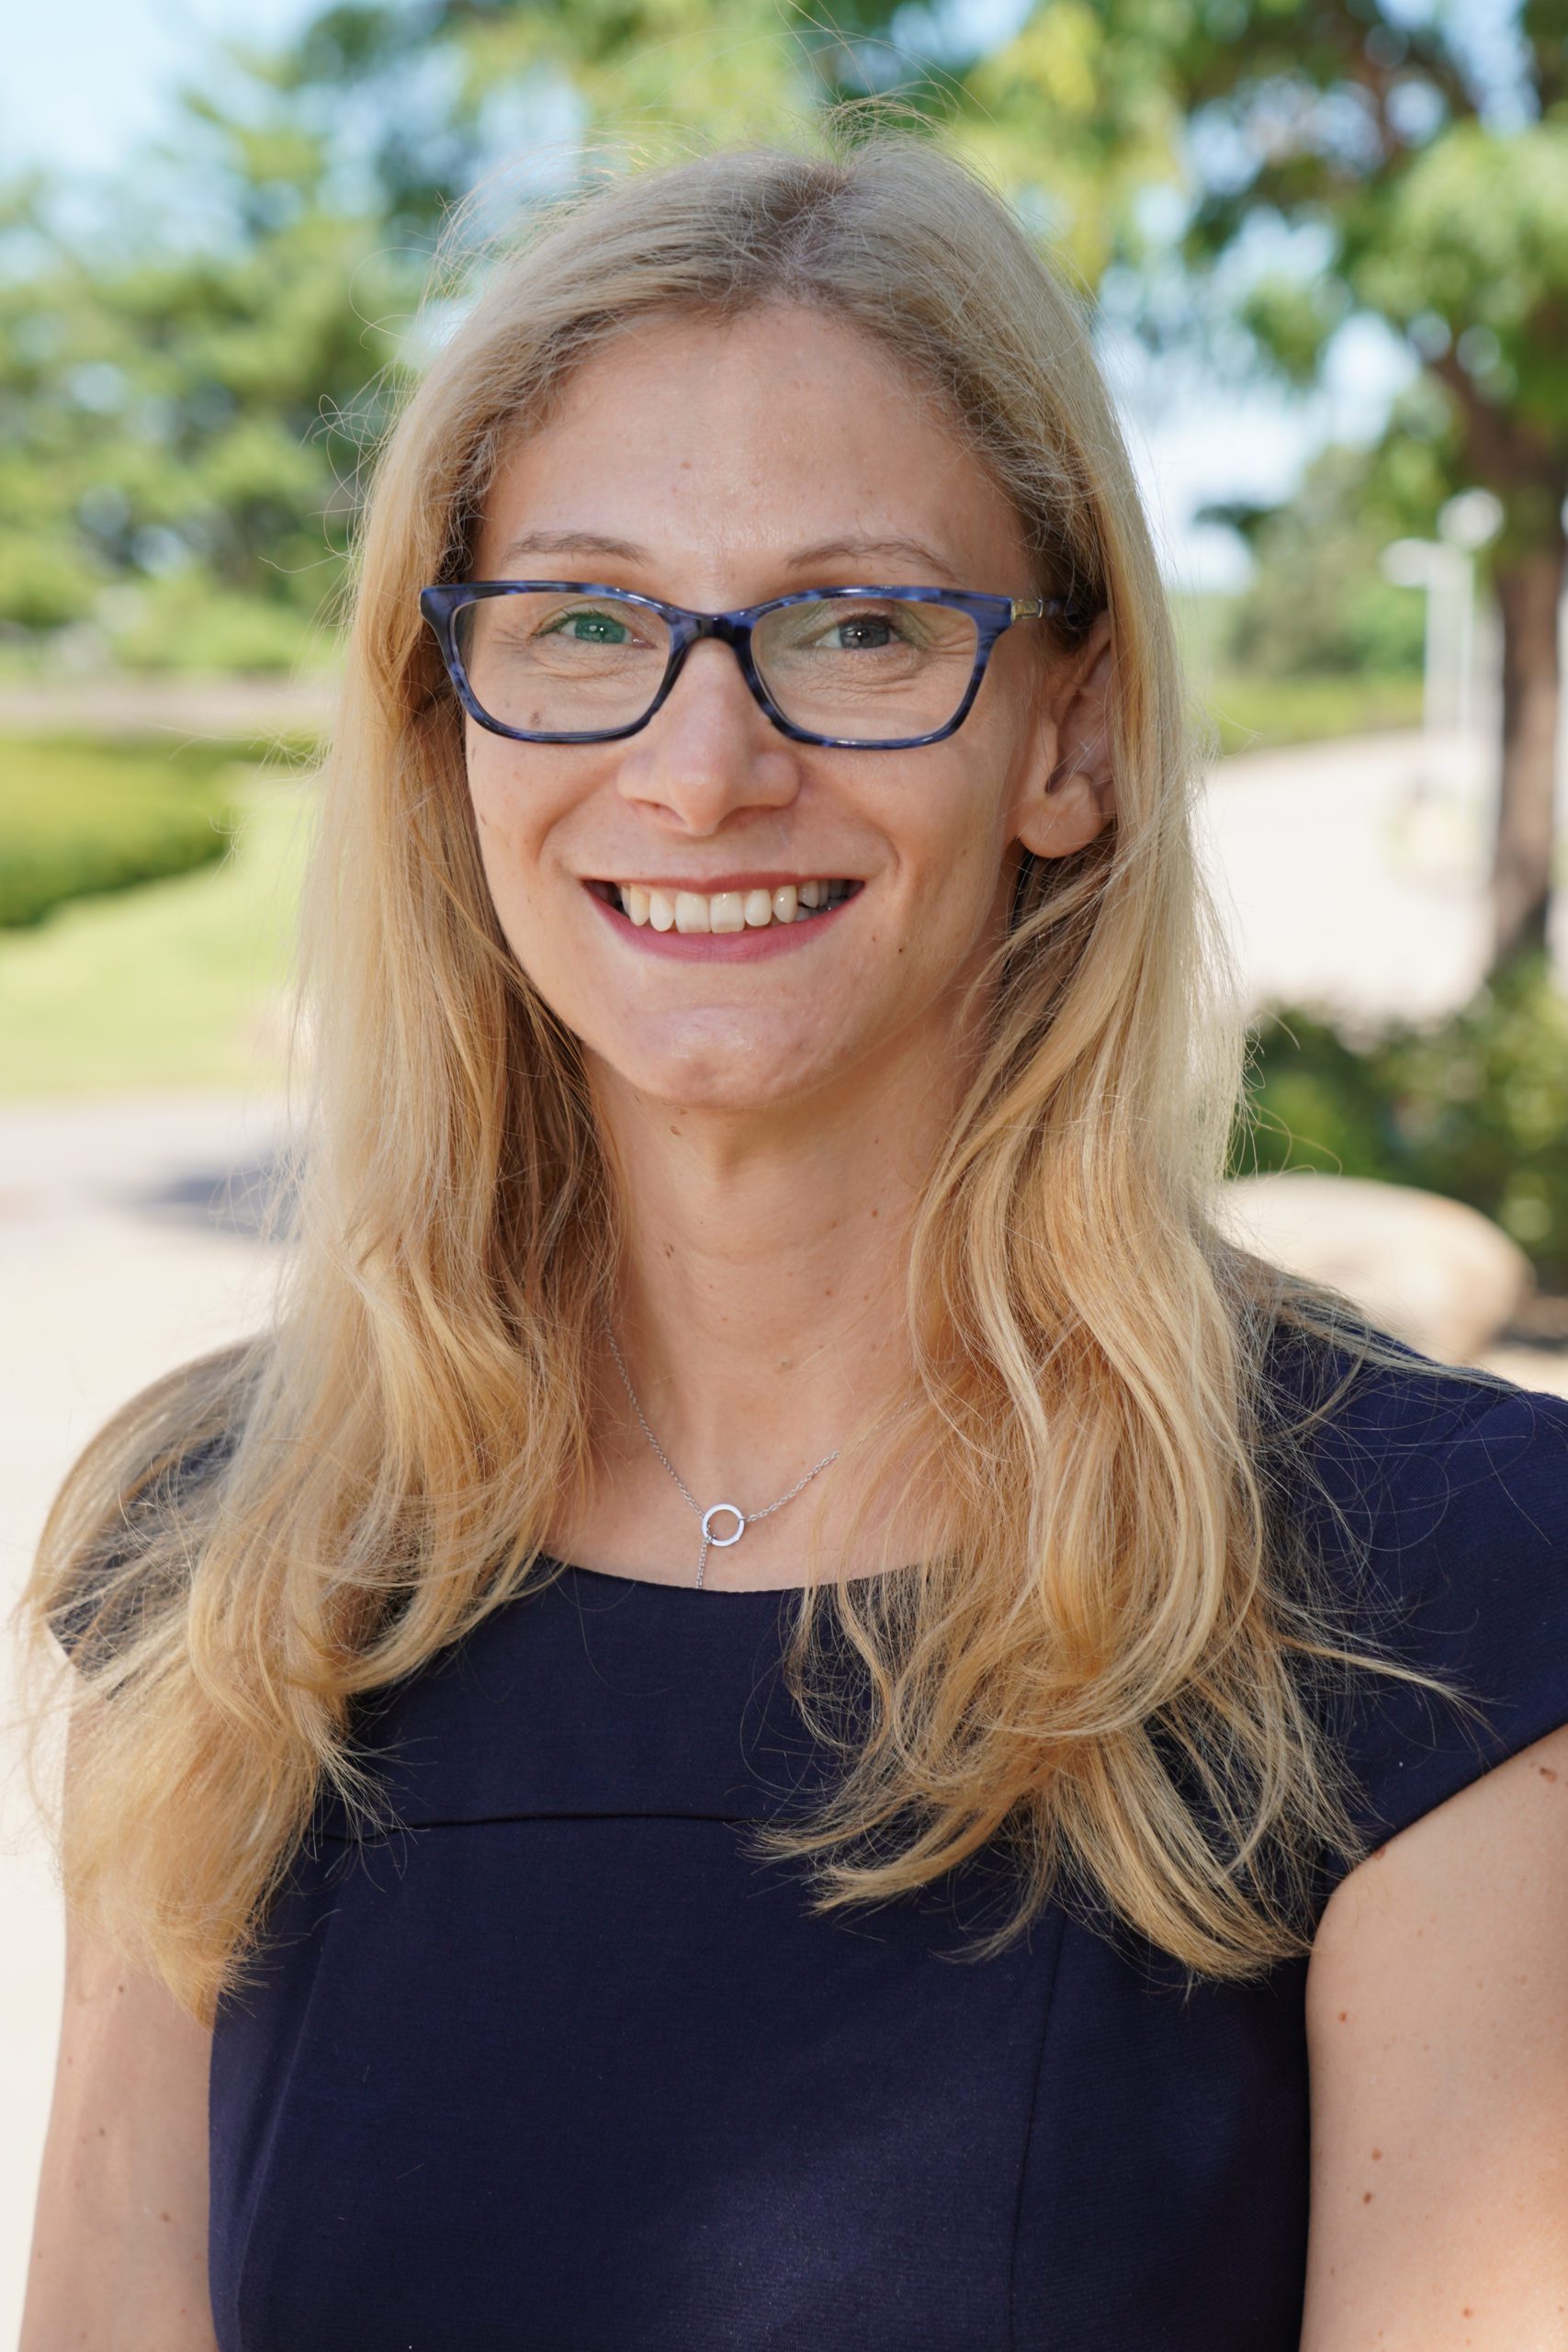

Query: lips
[582,876,864,959]
[588,877,860,933]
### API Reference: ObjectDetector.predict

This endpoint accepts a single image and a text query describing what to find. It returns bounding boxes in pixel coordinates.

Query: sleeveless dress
[58,1334,1568,2348]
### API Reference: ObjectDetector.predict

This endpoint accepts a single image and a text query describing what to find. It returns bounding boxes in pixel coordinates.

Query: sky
[2,0,321,180]
[4,0,1412,593]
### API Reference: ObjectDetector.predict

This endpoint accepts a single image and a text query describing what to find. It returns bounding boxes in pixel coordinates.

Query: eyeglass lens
[453,590,981,741]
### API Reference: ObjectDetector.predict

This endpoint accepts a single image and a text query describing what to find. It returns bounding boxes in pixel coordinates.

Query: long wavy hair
[15,116,1513,2022]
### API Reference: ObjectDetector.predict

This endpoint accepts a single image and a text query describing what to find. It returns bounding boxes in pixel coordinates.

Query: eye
[540,605,636,645]
[823,612,901,651]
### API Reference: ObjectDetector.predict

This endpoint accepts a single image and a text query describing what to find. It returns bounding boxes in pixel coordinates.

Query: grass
[1198,673,1425,756]
[0,776,314,1096]
[0,733,250,927]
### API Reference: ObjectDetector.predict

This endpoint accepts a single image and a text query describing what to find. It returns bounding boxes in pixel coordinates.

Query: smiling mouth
[585,878,863,933]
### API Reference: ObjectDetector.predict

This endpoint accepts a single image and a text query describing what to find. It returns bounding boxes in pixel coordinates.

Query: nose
[613,635,801,835]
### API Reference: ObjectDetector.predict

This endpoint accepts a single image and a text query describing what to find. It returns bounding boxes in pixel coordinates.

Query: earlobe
[1015,766,1115,858]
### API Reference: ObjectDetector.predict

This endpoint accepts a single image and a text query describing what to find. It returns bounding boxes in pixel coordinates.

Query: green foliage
[0,735,248,927]
[1155,3,1568,571]
[0,83,419,669]
[0,774,311,1095]
[1206,446,1428,681]
[1201,672,1423,754]
[1358,123,1568,458]
[1232,952,1568,1283]
[0,0,1192,681]
[277,0,1183,285]
[105,578,329,674]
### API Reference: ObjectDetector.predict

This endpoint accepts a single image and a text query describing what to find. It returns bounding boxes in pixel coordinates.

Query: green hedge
[1232,951,1568,1285]
[1201,673,1425,757]
[0,735,249,928]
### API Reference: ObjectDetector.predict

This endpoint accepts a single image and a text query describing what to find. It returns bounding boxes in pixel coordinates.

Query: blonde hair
[15,115,1515,2021]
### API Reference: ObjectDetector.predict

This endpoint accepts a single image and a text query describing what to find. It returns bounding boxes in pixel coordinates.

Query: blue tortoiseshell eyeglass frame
[417,580,1093,751]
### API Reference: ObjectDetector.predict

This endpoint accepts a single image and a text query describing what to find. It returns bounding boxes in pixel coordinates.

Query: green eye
[544,607,631,645]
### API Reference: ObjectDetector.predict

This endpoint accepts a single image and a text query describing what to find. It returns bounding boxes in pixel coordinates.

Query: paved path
[1,721,1564,2332]
[1201,723,1566,1019]
[0,672,337,742]
[0,1094,289,2342]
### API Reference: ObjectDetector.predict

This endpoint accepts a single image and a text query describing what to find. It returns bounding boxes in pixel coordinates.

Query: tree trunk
[1491,534,1565,970]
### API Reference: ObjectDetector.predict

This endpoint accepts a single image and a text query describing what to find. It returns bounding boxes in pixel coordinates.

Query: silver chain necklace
[603,1317,840,1589]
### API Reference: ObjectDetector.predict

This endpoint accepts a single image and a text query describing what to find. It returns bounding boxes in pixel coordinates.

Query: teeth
[613,879,852,931]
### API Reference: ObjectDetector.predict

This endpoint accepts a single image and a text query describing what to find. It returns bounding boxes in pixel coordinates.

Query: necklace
[603,1317,840,1589]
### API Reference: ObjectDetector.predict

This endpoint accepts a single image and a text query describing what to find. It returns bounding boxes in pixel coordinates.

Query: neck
[589,1039,969,1519]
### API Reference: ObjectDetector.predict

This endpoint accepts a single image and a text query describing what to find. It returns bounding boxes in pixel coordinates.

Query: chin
[593,1020,850,1118]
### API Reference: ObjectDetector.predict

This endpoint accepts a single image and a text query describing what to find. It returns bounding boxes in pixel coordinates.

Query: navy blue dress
[89,1339,1568,2349]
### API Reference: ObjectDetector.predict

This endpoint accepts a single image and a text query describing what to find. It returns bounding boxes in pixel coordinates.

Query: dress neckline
[545,1554,900,1598]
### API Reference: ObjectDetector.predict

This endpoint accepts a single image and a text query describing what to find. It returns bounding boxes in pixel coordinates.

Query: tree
[1201,441,1429,680]
[270,0,1179,288]
[0,62,418,672]
[0,3,1178,672]
[1140,0,1568,974]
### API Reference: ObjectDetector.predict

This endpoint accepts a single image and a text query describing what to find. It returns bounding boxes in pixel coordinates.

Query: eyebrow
[496,529,649,566]
[493,527,961,580]
[790,532,957,576]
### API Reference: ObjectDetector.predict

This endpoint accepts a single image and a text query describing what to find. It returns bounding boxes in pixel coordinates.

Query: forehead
[474,302,1030,590]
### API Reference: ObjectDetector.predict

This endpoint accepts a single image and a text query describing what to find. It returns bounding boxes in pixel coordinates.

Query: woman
[17,128,1568,2350]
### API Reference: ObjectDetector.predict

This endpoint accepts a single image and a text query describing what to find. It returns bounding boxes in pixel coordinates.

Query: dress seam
[1006,1900,1067,2352]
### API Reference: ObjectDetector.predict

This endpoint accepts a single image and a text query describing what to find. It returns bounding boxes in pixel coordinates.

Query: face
[461,301,1112,1123]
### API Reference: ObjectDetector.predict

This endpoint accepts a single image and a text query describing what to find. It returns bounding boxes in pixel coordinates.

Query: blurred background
[3,0,1567,2324]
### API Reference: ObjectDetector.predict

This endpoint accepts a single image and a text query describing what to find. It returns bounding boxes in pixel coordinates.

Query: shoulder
[1300,1708,1568,2343]
[1264,1326,1568,1888]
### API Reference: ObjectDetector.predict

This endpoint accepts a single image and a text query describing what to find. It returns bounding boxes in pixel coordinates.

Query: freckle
[1462,2310,1473,2320]
[160,2210,172,2222]
[1337,2010,1348,2023]
[1362,2191,1373,2203]
[1371,2147,1382,2160]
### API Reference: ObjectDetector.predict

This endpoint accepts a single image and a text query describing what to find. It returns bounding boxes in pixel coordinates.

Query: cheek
[898,756,1017,940]
[465,751,559,944]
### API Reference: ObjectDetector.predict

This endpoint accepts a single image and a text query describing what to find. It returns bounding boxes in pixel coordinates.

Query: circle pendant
[702,1503,746,1549]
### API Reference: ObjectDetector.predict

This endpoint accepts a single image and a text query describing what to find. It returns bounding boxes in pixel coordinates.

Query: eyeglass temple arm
[1011,594,1097,629]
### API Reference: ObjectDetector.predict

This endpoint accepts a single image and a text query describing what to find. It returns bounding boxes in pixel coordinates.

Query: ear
[1013,610,1116,861]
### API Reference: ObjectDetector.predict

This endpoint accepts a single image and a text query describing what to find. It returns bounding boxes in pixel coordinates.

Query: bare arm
[20,1728,217,2349]
[1301,1717,1568,2350]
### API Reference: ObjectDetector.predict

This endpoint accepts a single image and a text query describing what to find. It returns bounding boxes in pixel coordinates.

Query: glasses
[418,580,1090,750]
